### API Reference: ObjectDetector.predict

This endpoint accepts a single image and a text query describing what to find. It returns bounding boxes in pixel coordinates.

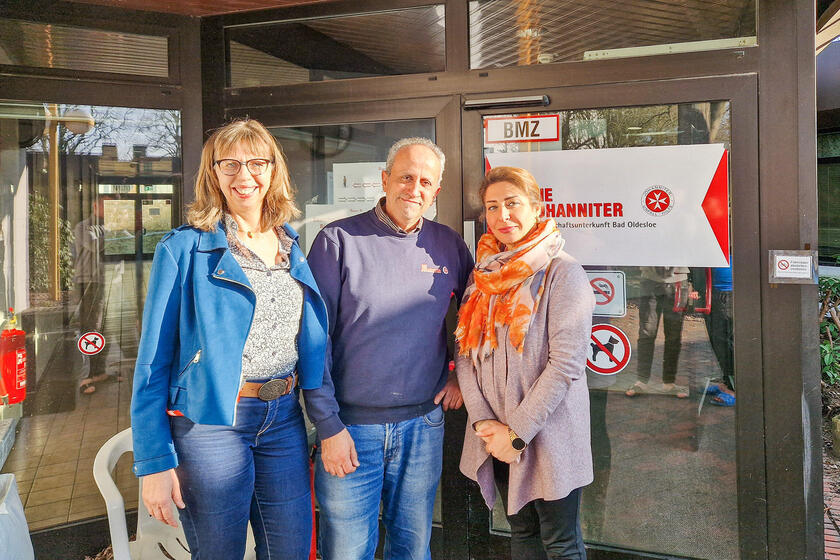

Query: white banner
[486,144,730,267]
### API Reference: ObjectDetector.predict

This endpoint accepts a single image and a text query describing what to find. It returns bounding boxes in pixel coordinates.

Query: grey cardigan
[456,252,595,515]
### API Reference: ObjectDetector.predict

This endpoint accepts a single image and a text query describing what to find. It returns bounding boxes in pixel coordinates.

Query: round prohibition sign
[590,277,615,306]
[586,324,631,375]
[78,331,105,356]
[777,259,790,271]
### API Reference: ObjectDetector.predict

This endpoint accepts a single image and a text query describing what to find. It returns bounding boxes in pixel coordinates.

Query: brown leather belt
[238,374,298,401]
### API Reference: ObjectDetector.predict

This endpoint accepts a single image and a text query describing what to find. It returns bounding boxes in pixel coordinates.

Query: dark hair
[479,166,543,212]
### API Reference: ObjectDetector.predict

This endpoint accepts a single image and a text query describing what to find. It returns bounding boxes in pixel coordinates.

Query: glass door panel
[270,116,444,528]
[141,198,172,254]
[271,119,436,254]
[0,101,181,532]
[476,103,737,559]
[102,198,136,257]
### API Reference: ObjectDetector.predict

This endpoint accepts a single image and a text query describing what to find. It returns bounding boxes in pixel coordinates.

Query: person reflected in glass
[625,267,690,398]
[130,119,328,560]
[456,166,595,559]
[74,196,112,394]
[704,262,735,406]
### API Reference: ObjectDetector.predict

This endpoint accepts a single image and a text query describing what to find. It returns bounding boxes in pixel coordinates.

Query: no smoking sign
[587,324,631,375]
[586,271,626,317]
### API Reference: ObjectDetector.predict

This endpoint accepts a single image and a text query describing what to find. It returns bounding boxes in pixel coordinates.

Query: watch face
[512,437,526,451]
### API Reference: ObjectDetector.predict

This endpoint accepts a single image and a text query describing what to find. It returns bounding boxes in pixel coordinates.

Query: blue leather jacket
[130,222,328,476]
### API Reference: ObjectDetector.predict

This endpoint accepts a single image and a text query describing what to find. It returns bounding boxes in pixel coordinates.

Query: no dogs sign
[78,331,105,355]
[586,324,631,376]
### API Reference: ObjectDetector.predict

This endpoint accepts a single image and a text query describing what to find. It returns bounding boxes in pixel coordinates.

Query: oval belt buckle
[258,378,288,401]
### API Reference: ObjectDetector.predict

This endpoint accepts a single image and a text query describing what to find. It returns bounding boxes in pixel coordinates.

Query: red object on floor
[825,478,840,559]
[310,456,317,560]
[0,317,26,405]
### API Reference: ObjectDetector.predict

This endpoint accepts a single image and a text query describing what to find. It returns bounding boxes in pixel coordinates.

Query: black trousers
[704,290,734,390]
[77,280,106,377]
[636,280,684,384]
[494,459,587,560]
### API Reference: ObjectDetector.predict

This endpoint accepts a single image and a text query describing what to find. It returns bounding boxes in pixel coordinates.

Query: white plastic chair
[93,428,256,559]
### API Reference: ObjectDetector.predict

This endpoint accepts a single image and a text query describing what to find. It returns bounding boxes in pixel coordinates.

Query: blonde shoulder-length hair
[187,119,300,231]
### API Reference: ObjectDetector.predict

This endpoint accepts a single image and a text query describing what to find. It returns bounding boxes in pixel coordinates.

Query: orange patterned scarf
[456,219,564,362]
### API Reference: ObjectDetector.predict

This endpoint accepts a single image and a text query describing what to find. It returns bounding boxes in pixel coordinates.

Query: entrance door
[232,95,469,560]
[460,76,762,560]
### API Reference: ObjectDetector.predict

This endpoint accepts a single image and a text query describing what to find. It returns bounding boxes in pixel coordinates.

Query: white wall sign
[768,249,818,284]
[485,115,560,144]
[486,144,730,267]
[586,270,626,317]
[301,204,371,254]
[332,162,384,204]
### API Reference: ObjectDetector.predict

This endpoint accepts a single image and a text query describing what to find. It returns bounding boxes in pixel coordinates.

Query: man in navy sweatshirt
[304,137,474,560]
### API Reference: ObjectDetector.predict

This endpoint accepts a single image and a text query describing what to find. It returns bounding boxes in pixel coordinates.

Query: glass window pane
[227,6,445,88]
[480,102,737,559]
[819,132,840,158]
[819,160,840,264]
[0,18,169,78]
[0,101,180,530]
[469,0,756,69]
[271,119,437,254]
[141,198,172,254]
[273,118,445,524]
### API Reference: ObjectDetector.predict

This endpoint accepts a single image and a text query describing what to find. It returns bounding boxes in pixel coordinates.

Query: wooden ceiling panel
[69,0,335,17]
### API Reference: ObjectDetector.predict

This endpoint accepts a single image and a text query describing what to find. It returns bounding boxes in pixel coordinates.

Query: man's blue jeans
[170,390,312,560]
[315,406,445,560]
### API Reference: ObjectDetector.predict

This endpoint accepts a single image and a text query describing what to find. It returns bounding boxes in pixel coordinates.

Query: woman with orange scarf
[456,166,595,559]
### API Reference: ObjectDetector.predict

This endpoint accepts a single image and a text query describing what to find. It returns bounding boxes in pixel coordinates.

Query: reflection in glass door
[0,102,181,532]
[475,103,737,559]
[270,118,450,553]
[141,196,173,254]
[271,120,437,254]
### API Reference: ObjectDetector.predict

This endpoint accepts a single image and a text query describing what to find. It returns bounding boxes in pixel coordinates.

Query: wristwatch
[508,428,527,451]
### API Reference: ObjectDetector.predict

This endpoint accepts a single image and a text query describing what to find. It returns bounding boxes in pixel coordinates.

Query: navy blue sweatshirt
[303,209,474,440]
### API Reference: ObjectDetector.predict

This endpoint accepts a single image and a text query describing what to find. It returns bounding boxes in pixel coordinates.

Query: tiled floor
[2,370,137,531]
[0,262,144,531]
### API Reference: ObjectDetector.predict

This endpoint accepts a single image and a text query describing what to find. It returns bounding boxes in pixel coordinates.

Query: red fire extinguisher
[0,308,26,405]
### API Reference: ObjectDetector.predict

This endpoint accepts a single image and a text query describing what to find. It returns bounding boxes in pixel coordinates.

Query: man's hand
[434,372,463,411]
[475,420,521,464]
[142,469,185,528]
[320,428,360,477]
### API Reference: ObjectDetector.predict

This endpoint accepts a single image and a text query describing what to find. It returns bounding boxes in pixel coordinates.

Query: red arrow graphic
[701,149,730,265]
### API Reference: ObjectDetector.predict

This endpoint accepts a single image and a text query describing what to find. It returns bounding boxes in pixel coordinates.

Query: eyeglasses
[213,158,273,176]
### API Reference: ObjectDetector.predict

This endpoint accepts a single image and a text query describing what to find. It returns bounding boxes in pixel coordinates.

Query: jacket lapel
[198,222,252,290]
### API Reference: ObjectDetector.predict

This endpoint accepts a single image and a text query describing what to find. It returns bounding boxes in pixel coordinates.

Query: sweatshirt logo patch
[421,263,448,274]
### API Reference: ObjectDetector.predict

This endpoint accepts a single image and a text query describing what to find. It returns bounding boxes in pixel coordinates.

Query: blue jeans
[170,390,312,560]
[315,406,445,560]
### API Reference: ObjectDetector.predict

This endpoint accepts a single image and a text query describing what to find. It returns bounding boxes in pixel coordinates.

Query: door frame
[460,74,763,560]
[227,95,470,560]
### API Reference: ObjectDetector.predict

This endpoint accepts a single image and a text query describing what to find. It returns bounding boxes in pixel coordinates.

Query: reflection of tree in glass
[137,109,181,158]
[28,193,74,295]
[563,106,678,150]
[562,103,730,151]
[31,106,181,158]
[36,105,129,156]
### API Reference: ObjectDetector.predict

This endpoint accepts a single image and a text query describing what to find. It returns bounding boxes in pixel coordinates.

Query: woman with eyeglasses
[130,119,327,559]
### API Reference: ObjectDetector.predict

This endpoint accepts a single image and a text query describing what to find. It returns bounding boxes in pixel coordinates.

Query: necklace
[236,222,263,239]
